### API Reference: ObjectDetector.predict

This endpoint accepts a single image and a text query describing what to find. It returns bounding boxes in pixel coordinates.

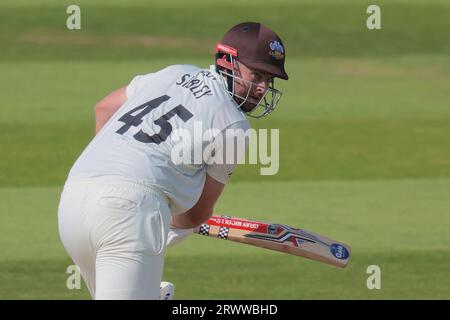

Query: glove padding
[166,227,194,247]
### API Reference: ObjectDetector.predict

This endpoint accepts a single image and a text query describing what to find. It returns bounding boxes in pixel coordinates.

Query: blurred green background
[0,0,449,299]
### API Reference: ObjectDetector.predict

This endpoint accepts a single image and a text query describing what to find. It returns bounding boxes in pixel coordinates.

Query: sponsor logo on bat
[209,217,260,230]
[330,243,350,260]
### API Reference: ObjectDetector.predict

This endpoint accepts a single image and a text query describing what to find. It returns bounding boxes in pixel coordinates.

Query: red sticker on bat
[207,216,268,232]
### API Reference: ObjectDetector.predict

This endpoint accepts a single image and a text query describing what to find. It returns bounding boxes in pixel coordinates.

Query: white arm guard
[166,227,194,247]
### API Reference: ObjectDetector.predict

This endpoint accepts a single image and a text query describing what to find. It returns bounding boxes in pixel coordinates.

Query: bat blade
[194,215,351,268]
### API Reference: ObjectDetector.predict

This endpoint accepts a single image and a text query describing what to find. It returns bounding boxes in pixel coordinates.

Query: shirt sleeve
[126,73,154,99]
[206,120,251,184]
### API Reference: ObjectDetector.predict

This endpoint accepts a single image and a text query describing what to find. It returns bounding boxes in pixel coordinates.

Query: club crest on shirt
[269,41,284,60]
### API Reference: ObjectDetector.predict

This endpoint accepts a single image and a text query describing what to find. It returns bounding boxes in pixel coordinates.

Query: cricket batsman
[58,22,289,299]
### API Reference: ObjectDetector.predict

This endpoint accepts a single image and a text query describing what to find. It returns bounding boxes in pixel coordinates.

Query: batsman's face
[233,61,273,112]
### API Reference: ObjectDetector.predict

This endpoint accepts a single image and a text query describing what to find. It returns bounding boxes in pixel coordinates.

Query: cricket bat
[194,215,351,268]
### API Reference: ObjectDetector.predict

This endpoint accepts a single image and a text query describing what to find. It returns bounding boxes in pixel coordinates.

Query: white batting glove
[166,227,193,247]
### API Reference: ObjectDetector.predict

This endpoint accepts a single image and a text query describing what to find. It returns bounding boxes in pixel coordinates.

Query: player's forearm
[171,207,213,229]
[170,211,202,229]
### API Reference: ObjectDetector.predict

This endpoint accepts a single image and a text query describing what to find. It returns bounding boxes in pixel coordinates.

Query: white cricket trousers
[58,176,171,300]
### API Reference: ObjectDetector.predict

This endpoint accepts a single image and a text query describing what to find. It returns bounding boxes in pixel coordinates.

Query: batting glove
[166,227,193,247]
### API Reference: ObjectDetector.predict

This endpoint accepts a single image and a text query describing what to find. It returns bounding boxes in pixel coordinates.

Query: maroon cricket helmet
[216,22,288,80]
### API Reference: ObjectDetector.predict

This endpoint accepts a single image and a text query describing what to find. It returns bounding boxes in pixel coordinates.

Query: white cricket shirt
[68,64,250,214]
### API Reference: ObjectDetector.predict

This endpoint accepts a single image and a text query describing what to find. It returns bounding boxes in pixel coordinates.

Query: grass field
[0,0,449,299]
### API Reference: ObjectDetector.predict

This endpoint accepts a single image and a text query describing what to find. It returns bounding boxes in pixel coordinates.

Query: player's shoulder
[164,64,222,86]
[185,66,248,125]
[163,64,249,126]
[158,64,202,76]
